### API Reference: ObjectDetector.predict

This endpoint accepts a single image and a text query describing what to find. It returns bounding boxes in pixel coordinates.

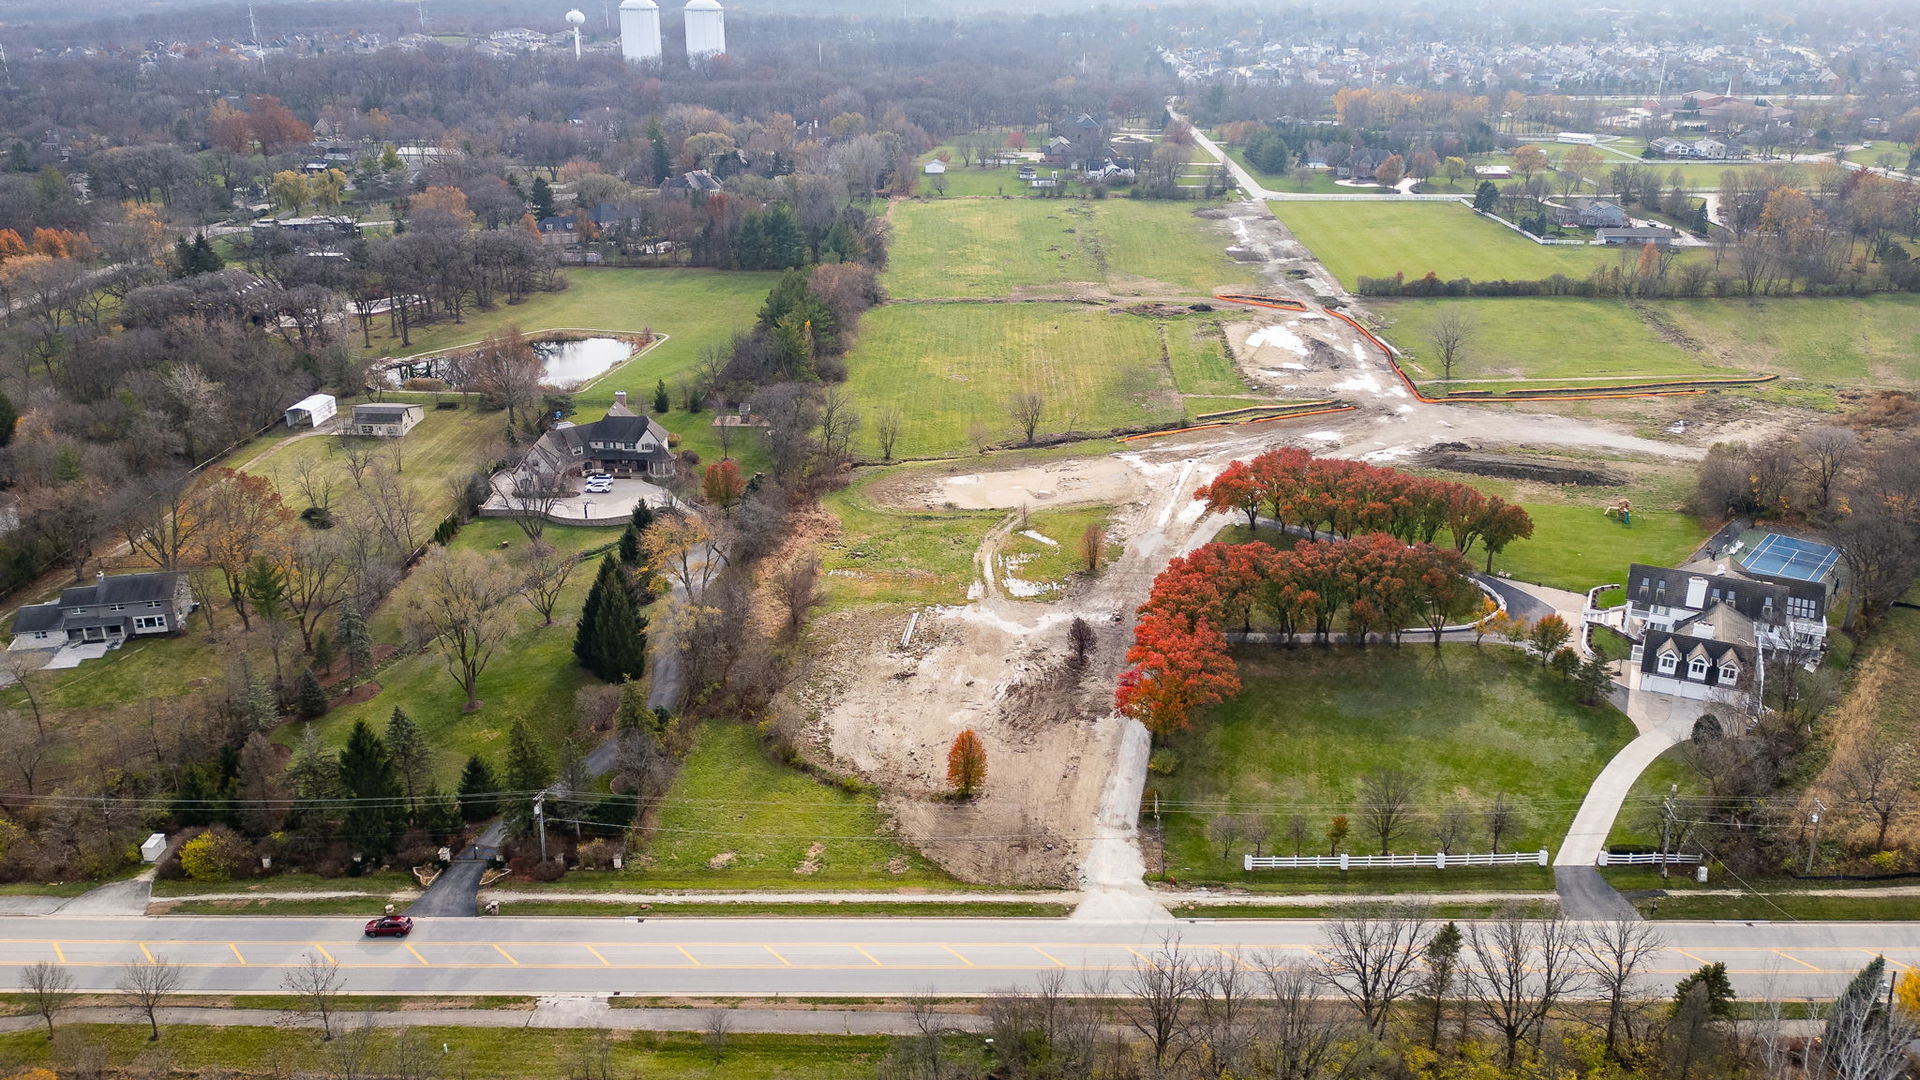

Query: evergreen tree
[500,719,552,837]
[456,755,499,822]
[1823,956,1890,1065]
[530,176,555,219]
[653,378,671,414]
[1419,921,1464,1049]
[337,605,372,687]
[574,555,647,681]
[1673,961,1737,1018]
[295,667,328,720]
[0,388,17,448]
[1473,180,1499,213]
[618,523,642,566]
[646,118,671,184]
[629,500,655,534]
[552,738,592,836]
[416,786,463,841]
[311,628,336,675]
[337,720,406,859]
[385,707,430,810]
[240,663,278,730]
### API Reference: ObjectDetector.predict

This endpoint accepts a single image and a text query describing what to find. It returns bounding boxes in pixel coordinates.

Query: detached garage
[284,393,338,429]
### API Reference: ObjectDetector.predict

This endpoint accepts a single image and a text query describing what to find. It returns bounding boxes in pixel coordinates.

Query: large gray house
[10,572,195,650]
[516,392,676,490]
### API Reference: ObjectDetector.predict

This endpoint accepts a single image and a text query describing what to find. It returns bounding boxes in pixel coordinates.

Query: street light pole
[533,793,547,863]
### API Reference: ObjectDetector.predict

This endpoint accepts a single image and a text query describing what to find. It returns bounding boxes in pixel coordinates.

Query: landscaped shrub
[179,827,252,883]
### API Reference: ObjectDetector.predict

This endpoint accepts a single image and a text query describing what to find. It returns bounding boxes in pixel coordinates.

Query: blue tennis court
[1741,533,1838,582]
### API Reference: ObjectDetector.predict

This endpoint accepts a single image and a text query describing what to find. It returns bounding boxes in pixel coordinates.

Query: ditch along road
[0,914,1911,1001]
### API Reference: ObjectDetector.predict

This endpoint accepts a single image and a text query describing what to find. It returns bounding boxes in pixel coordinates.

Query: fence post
[1339,853,1349,871]
[1436,851,1446,869]
[1597,852,1609,867]
[1243,854,1252,872]
[1537,849,1549,867]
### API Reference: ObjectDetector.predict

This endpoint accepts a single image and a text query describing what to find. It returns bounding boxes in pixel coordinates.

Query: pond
[533,336,632,389]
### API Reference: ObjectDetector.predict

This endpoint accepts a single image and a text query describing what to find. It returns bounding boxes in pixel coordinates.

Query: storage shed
[284,393,338,428]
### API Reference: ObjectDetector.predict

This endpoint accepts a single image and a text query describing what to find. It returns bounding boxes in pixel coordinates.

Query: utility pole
[1805,799,1825,874]
[1659,783,1677,880]
[533,793,547,862]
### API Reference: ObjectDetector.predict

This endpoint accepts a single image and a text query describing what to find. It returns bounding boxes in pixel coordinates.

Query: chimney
[614,390,627,408]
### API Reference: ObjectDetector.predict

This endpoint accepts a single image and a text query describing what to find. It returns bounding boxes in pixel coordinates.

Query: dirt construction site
[790,192,1802,908]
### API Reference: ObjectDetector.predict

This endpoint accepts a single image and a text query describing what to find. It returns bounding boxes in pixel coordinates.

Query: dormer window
[1657,650,1679,674]
[1718,661,1739,683]
[1688,656,1709,679]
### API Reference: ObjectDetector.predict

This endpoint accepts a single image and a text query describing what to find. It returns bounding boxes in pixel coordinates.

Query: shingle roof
[57,572,180,608]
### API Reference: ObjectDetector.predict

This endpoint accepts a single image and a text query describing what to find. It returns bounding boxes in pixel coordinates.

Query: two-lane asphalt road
[1,916,1914,1000]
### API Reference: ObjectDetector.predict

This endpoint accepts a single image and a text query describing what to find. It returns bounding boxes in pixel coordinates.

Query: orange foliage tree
[946,730,987,797]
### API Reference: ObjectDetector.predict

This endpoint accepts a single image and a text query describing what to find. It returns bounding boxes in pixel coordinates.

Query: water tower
[683,0,725,59]
[564,8,586,57]
[619,0,661,61]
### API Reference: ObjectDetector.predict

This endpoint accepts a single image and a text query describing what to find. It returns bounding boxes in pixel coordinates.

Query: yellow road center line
[764,945,790,967]
[1124,946,1158,969]
[1215,945,1256,970]
[229,943,247,965]
[942,946,975,968]
[313,945,336,964]
[1672,948,1710,966]
[1772,950,1822,972]
[50,943,65,964]
[406,944,430,967]
[853,945,884,967]
[585,945,611,966]
[677,946,702,967]
[138,943,154,964]
[1032,946,1065,968]
[493,945,520,966]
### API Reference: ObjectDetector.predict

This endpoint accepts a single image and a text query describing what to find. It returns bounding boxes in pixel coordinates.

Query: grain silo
[683,0,725,59]
[619,0,661,61]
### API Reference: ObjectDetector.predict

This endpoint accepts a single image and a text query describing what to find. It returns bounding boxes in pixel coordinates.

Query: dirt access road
[799,193,1732,910]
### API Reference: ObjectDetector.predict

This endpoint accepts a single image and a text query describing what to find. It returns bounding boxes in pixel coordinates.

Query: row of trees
[1116,534,1481,736]
[1192,448,1535,570]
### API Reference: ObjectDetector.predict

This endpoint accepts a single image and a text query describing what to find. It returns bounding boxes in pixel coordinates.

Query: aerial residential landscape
[0,0,1914,1075]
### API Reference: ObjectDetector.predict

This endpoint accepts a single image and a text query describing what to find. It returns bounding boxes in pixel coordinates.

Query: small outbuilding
[284,393,337,429]
[923,159,947,175]
[349,402,424,437]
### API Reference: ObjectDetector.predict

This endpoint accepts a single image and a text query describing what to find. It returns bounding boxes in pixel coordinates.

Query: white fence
[1596,852,1703,867]
[1244,850,1549,871]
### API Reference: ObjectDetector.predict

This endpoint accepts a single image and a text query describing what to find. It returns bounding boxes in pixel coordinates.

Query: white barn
[284,393,337,428]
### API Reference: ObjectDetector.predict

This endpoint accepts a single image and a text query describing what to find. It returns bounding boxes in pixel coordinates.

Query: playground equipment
[1602,498,1632,524]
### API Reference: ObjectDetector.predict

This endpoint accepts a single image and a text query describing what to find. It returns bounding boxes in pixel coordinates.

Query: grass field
[1153,647,1635,888]
[239,400,501,526]
[1270,202,1656,289]
[818,474,1000,610]
[349,268,781,466]
[1222,149,1384,194]
[0,1026,894,1080]
[1375,294,1920,400]
[282,519,614,787]
[550,722,958,891]
[1000,505,1120,598]
[1487,504,1708,592]
[884,199,1256,299]
[1378,298,1723,386]
[842,303,1183,458]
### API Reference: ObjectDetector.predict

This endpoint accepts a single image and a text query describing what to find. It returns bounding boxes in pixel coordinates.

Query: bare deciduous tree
[1577,918,1667,1059]
[290,453,336,513]
[1120,936,1201,1072]
[770,551,826,639]
[1800,426,1858,517]
[1832,739,1916,850]
[1485,793,1519,851]
[337,436,378,489]
[401,546,517,711]
[116,956,184,1041]
[1008,390,1046,446]
[1255,954,1364,1080]
[1315,903,1430,1035]
[514,543,580,626]
[21,960,74,1036]
[1427,308,1474,382]
[281,951,345,1040]
[702,1007,733,1063]
[874,406,903,461]
[1465,909,1587,1068]
[1359,769,1418,855]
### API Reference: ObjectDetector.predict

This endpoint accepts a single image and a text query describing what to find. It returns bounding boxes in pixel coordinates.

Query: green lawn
[1486,504,1708,593]
[549,722,959,891]
[1153,646,1635,888]
[239,401,501,525]
[351,267,781,467]
[1000,505,1121,598]
[1162,316,1252,397]
[842,303,1183,458]
[1269,201,1652,289]
[0,1026,893,1080]
[818,470,1000,610]
[1377,299,1726,386]
[1656,296,1920,387]
[883,199,1255,299]
[283,520,616,788]
[477,900,1070,917]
